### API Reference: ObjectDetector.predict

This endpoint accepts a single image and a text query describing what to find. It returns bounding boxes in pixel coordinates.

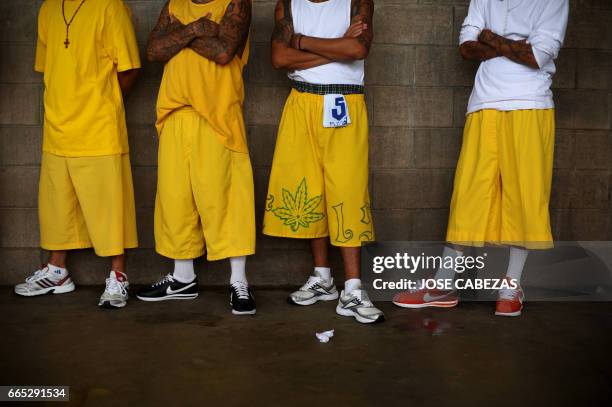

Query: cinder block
[453,6,468,43]
[365,45,415,86]
[573,0,612,9]
[245,85,290,125]
[564,8,612,49]
[136,207,155,249]
[0,166,39,208]
[124,0,165,46]
[370,209,415,241]
[576,49,612,89]
[412,209,449,241]
[371,86,413,127]
[413,87,453,128]
[245,42,287,85]
[571,171,610,209]
[372,169,453,209]
[567,209,611,240]
[552,48,577,89]
[574,131,610,170]
[452,87,471,128]
[251,0,276,43]
[555,89,610,130]
[554,129,575,169]
[247,124,278,167]
[132,166,157,209]
[0,248,46,285]
[415,46,477,87]
[0,43,40,84]
[375,4,453,45]
[124,83,158,125]
[0,85,41,125]
[369,127,414,169]
[0,126,42,166]
[0,0,37,43]
[551,169,573,209]
[413,128,462,169]
[127,124,158,167]
[0,208,39,248]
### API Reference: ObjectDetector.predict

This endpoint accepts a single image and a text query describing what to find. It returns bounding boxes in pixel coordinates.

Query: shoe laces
[232,281,250,299]
[105,276,127,296]
[25,268,50,283]
[347,289,373,307]
[300,275,323,291]
[153,274,174,287]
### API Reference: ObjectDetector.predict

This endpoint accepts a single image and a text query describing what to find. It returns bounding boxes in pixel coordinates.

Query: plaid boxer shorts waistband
[290,80,365,95]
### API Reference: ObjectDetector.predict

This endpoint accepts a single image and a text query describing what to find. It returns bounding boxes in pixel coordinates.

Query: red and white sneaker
[14,265,75,297]
[495,279,524,317]
[392,280,458,308]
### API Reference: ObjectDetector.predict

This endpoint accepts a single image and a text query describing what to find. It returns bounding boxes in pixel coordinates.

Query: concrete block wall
[0,0,611,285]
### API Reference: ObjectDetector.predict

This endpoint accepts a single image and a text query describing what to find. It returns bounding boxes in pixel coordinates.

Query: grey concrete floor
[0,287,611,407]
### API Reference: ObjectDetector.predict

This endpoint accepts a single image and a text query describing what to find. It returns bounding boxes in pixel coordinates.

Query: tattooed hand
[478,29,496,46]
[344,18,368,38]
[477,28,538,69]
[188,13,220,38]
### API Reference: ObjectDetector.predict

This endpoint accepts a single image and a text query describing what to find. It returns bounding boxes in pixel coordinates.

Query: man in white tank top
[263,0,384,324]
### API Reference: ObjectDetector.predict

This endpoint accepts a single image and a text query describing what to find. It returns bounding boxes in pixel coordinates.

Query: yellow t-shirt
[35,0,141,157]
[156,0,250,153]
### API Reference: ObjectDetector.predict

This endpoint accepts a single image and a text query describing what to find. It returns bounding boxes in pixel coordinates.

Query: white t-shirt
[288,0,364,85]
[460,0,569,114]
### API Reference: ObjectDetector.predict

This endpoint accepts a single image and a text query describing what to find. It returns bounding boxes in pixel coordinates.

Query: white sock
[230,256,247,285]
[47,263,67,278]
[434,246,463,281]
[173,259,195,283]
[314,267,331,281]
[505,247,528,283]
[344,278,361,294]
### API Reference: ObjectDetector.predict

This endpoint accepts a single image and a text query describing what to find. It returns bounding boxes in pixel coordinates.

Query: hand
[478,28,498,47]
[344,19,368,38]
[189,13,219,37]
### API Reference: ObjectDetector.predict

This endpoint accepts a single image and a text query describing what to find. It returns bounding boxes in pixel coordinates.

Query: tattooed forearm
[459,41,498,62]
[478,29,539,69]
[189,0,251,65]
[271,0,293,44]
[146,2,197,63]
[350,0,373,48]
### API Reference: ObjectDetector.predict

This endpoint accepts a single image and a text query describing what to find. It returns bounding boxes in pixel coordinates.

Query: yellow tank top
[156,0,250,153]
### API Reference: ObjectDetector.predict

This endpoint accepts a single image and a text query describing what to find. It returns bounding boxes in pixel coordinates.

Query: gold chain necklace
[61,0,87,48]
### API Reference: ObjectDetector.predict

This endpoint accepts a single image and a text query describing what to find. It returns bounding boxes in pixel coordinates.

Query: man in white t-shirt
[393,0,569,317]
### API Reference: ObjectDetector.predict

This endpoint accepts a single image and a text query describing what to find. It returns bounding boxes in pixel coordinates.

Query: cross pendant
[64,38,70,48]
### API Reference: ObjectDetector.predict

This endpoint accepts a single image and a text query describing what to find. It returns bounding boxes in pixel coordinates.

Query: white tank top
[288,0,364,85]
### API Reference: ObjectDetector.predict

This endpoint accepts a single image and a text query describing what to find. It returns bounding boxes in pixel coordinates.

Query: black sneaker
[136,274,199,302]
[230,281,256,315]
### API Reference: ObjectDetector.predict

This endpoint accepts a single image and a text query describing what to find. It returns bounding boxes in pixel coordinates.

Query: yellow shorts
[154,109,256,260]
[38,152,138,257]
[263,90,375,247]
[446,109,555,249]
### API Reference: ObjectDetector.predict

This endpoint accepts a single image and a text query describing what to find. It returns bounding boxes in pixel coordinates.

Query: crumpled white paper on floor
[315,329,335,343]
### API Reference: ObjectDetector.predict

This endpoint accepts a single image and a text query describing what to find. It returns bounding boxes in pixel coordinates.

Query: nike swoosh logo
[166,283,195,295]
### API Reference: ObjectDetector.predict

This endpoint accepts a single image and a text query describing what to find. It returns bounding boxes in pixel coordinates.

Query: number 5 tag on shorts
[323,94,351,128]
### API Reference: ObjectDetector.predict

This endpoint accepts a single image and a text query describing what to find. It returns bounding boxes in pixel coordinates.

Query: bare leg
[48,251,67,268]
[340,247,360,281]
[310,238,330,268]
[111,254,126,274]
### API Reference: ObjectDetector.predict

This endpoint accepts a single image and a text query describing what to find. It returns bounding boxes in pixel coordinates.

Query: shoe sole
[495,310,522,317]
[231,308,256,315]
[99,300,127,309]
[136,293,199,302]
[335,304,385,324]
[288,291,339,306]
[392,299,458,309]
[14,281,76,297]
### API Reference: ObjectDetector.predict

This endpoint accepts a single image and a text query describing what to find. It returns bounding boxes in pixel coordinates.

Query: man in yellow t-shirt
[135,0,257,316]
[14,0,141,309]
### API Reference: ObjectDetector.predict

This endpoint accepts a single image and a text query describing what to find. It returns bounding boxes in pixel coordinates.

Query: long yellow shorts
[155,109,256,260]
[263,90,375,247]
[39,152,138,257]
[446,109,555,249]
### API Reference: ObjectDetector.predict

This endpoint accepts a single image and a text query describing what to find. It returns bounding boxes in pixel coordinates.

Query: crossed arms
[146,0,251,65]
[460,29,539,69]
[271,0,374,70]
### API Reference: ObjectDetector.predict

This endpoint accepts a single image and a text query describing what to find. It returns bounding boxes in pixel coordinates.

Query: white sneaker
[14,266,75,297]
[336,289,385,324]
[288,273,339,306]
[98,271,129,309]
